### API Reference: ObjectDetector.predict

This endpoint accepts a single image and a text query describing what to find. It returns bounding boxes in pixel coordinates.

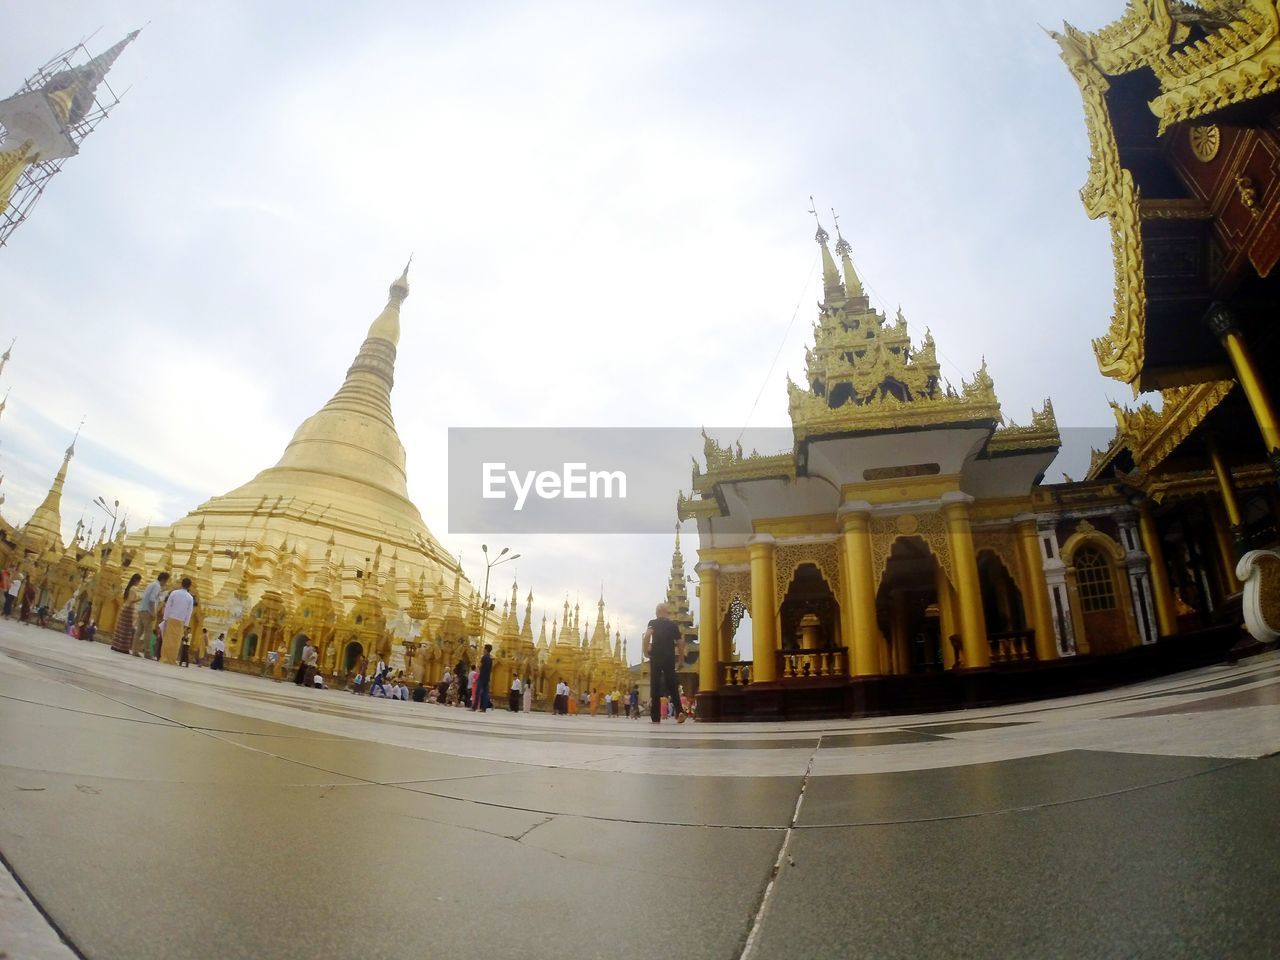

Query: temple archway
[778,563,842,677]
[343,640,363,673]
[1061,530,1138,656]
[978,550,1030,661]
[875,537,943,675]
[242,632,258,659]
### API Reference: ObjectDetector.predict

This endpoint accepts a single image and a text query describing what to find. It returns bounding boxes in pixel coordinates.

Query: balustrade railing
[777,646,848,679]
[987,630,1036,664]
[721,661,753,686]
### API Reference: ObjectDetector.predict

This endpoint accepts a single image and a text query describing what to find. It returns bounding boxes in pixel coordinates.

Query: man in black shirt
[642,603,687,724]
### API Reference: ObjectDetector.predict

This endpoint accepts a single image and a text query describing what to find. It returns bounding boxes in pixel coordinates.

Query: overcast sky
[0,1,1127,658]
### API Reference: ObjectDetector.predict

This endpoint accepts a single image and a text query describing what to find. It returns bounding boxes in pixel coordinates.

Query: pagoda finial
[808,195,828,245]
[366,260,411,345]
[831,208,863,298]
[809,197,843,301]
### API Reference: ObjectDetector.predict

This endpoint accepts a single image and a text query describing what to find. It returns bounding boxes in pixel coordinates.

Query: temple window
[1076,547,1117,612]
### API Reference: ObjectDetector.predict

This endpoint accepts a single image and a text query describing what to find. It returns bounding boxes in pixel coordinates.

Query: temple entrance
[1072,544,1128,655]
[288,632,307,667]
[242,632,258,659]
[343,641,363,673]
[977,551,1031,661]
[876,537,942,675]
[778,563,842,678]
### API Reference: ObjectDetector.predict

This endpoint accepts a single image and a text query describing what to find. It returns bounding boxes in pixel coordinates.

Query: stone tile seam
[739,733,822,960]
[0,847,87,960]
[790,756,1251,829]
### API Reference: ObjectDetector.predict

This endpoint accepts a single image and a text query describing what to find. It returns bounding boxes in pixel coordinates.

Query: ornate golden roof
[1088,378,1235,478]
[787,227,1000,440]
[1052,1,1280,388]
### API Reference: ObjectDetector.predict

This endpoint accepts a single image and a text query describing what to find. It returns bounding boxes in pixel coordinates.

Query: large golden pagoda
[129,264,463,607]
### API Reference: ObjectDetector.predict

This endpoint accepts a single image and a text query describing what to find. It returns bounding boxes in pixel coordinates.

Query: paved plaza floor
[2,621,1279,959]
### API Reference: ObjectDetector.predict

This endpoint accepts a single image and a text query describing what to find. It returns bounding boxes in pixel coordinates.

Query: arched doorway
[242,632,258,659]
[978,551,1030,661]
[1062,532,1138,656]
[343,640,363,673]
[876,537,943,675]
[778,563,842,677]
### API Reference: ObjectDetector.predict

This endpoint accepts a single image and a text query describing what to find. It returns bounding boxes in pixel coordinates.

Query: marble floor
[2,621,1278,959]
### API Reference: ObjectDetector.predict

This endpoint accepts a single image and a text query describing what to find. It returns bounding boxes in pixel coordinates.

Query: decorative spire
[42,30,141,129]
[17,430,78,556]
[809,197,843,302]
[832,208,864,299]
[0,338,12,378]
[367,257,411,346]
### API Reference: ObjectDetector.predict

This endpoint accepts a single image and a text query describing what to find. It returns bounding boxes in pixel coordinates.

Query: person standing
[473,643,493,712]
[643,602,687,724]
[295,638,314,686]
[590,689,600,717]
[522,677,533,713]
[554,679,567,715]
[369,657,389,697]
[111,574,143,654]
[159,577,195,666]
[132,572,169,658]
[210,633,226,670]
[509,675,522,712]
[4,570,22,619]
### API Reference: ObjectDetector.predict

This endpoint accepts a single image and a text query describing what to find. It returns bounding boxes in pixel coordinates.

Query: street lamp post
[478,543,521,645]
[92,496,120,541]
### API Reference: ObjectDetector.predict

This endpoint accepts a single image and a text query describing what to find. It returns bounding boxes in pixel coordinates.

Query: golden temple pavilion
[679,217,1249,721]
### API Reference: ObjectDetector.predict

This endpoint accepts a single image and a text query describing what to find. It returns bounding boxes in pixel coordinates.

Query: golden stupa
[129,263,465,606]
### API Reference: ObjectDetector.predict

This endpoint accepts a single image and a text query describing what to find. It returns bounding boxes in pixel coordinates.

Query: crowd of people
[3,574,697,722]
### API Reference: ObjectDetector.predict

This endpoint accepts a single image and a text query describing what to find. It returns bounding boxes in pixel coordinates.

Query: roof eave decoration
[986,398,1063,455]
[1106,378,1236,474]
[788,362,1001,443]
[1053,1,1280,389]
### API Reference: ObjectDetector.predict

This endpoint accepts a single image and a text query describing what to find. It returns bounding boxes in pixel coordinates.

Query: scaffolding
[0,37,127,248]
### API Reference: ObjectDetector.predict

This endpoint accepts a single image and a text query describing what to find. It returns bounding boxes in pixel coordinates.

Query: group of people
[109,571,213,667]
[1,568,40,624]
[6,578,695,726]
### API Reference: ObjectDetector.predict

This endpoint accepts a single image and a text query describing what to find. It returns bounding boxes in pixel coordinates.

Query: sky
[0,0,1130,660]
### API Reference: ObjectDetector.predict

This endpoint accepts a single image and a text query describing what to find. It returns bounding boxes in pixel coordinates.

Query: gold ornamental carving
[773,541,842,610]
[870,512,952,591]
[1188,124,1221,162]
[717,569,752,623]
[974,529,1021,583]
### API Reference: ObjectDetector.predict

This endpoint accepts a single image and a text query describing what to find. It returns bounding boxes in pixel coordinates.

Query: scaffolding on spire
[0,32,137,248]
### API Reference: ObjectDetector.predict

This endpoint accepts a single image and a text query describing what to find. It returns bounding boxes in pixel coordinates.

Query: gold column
[838,502,881,677]
[1136,501,1178,637]
[1015,516,1057,661]
[696,561,720,693]
[1205,303,1280,474]
[940,493,990,668]
[747,535,778,683]
[935,560,958,669]
[1206,497,1242,594]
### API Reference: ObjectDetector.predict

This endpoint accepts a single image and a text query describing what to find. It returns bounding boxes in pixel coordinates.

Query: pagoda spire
[810,197,843,302]
[43,31,140,129]
[831,209,864,299]
[252,262,418,501]
[0,338,12,378]
[18,432,78,555]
